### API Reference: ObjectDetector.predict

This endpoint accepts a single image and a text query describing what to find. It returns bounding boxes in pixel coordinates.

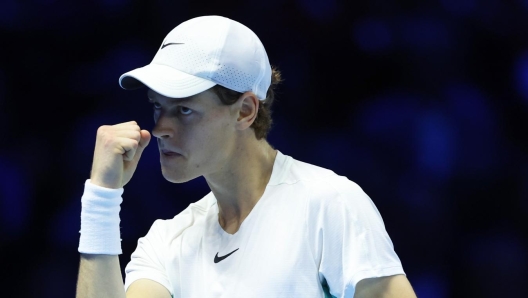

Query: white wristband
[78,179,124,255]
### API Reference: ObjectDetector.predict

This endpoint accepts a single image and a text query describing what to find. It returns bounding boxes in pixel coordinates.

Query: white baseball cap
[119,15,272,100]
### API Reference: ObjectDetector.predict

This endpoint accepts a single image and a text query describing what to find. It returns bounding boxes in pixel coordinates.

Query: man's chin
[161,169,197,183]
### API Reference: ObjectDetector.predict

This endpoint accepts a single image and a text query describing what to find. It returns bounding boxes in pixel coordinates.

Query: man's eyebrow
[148,96,195,104]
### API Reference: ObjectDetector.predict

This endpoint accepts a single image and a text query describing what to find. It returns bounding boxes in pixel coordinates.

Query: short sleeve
[124,220,172,295]
[312,178,405,298]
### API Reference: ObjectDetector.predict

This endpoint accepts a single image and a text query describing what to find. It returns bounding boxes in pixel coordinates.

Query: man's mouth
[161,149,181,156]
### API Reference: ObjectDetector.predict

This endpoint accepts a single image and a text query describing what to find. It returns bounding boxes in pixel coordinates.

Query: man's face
[148,88,239,183]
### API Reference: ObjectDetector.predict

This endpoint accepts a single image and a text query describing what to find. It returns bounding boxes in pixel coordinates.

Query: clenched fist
[90,121,151,189]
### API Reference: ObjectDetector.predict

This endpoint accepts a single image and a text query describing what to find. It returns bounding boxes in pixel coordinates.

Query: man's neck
[205,138,277,234]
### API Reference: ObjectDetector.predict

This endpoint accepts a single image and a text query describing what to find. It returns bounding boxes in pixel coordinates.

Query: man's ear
[235,92,259,131]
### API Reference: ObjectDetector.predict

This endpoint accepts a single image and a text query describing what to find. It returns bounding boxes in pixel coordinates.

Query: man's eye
[179,107,193,115]
[152,102,162,109]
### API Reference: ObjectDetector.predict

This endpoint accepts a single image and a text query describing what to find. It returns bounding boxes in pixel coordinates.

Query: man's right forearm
[76,254,126,298]
[77,122,150,298]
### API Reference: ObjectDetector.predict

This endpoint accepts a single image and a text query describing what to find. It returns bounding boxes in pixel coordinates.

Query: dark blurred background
[1,0,527,297]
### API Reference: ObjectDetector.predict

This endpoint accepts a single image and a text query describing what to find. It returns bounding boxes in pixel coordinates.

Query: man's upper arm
[353,274,417,298]
[126,279,172,298]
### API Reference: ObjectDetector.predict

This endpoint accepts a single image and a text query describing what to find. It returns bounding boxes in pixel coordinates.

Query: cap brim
[119,64,216,98]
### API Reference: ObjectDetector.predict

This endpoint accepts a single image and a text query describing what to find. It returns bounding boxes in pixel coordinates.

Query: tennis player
[75,15,416,298]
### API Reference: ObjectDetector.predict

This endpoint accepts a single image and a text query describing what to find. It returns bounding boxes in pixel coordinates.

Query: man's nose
[152,113,175,139]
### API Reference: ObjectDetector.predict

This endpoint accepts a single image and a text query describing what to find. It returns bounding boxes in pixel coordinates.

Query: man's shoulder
[285,155,361,191]
[282,155,338,184]
[146,192,215,236]
[277,154,367,205]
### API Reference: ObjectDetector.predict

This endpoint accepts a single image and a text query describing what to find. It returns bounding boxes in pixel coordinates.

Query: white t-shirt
[124,151,405,298]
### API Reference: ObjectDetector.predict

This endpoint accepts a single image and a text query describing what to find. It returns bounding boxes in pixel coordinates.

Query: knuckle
[100,131,112,142]
[97,125,108,134]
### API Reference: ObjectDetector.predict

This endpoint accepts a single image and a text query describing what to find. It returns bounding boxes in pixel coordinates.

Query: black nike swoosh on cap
[161,42,184,49]
[214,248,239,263]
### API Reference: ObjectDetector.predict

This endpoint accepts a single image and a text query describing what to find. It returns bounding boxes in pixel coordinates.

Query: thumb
[135,129,151,157]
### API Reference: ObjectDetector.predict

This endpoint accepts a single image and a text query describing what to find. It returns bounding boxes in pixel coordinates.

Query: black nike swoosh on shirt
[214,248,239,263]
[161,42,184,49]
